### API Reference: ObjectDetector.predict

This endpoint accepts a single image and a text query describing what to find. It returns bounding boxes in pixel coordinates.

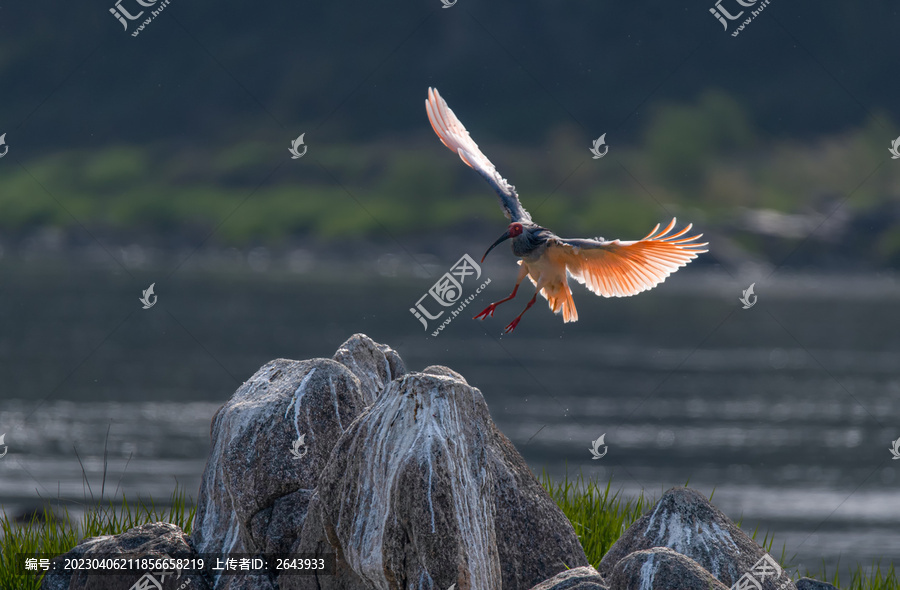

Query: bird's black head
[481,222,526,263]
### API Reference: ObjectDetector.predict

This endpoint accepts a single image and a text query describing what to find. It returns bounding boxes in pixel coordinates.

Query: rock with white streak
[422,364,468,383]
[608,547,728,590]
[285,371,588,590]
[598,488,796,590]
[288,492,371,589]
[333,333,406,404]
[191,355,370,588]
[528,565,608,590]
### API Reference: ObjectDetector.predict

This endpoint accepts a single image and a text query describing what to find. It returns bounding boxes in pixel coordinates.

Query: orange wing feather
[546,219,708,298]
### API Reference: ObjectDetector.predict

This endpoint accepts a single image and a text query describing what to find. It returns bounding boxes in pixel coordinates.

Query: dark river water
[1,257,899,578]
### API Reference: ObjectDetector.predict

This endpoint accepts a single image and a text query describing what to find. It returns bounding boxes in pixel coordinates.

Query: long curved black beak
[481,229,512,263]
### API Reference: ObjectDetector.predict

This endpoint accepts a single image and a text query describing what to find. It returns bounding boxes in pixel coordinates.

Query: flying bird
[425,88,708,333]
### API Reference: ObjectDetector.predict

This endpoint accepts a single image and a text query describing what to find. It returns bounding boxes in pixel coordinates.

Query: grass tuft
[540,469,650,568]
[806,560,899,590]
[0,487,195,590]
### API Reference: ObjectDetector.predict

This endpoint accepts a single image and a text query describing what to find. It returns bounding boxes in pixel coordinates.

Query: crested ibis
[426,88,708,333]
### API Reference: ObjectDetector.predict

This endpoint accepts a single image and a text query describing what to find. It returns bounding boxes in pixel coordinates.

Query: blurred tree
[644,90,755,196]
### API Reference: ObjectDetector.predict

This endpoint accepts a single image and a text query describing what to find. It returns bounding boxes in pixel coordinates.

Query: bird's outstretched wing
[426,88,532,223]
[547,218,707,298]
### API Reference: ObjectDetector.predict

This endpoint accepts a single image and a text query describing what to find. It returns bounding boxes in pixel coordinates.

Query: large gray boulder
[598,488,796,590]
[608,547,728,590]
[528,566,608,590]
[40,522,211,590]
[191,335,388,588]
[332,333,406,404]
[286,371,588,590]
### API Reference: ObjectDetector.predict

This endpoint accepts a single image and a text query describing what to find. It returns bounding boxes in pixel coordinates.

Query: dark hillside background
[2,3,898,142]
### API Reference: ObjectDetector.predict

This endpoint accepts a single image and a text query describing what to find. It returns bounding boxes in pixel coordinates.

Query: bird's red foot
[473,303,499,320]
[504,317,522,334]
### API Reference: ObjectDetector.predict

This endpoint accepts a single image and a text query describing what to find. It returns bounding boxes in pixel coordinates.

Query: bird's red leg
[473,283,520,320]
[504,292,538,334]
[474,265,528,320]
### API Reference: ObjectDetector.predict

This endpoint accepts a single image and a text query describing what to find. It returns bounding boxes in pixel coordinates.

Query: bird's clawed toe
[473,303,498,320]
[503,318,521,334]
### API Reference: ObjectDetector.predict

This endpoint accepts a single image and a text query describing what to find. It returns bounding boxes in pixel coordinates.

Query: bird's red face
[482,222,524,262]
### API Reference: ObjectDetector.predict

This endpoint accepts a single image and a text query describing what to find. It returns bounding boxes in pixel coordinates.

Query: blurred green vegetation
[3,93,900,265]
